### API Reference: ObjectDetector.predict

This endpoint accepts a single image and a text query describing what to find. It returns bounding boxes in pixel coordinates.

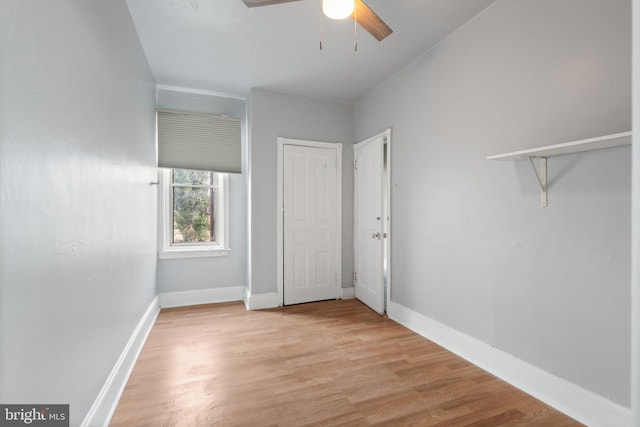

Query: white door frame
[354,128,391,312]
[277,137,343,306]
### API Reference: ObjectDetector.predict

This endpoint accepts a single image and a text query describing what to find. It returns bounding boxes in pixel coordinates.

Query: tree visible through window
[171,169,218,245]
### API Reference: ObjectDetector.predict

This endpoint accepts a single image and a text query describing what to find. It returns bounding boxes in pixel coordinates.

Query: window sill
[158,247,231,260]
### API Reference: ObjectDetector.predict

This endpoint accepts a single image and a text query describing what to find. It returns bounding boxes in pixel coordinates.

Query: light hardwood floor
[110,299,583,426]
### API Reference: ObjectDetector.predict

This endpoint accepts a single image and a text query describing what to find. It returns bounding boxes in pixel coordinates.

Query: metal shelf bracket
[528,157,547,207]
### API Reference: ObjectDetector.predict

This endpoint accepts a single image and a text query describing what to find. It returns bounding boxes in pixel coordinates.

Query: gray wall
[0,1,157,425]
[249,89,354,296]
[355,0,631,406]
[156,89,248,293]
[632,0,640,423]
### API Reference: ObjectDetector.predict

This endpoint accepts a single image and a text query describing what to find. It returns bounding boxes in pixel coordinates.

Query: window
[158,168,229,258]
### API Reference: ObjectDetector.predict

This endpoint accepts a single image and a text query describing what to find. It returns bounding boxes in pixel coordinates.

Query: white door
[283,144,339,305]
[354,131,389,314]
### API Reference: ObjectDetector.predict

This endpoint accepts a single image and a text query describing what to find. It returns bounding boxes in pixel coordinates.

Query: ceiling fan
[241,0,393,41]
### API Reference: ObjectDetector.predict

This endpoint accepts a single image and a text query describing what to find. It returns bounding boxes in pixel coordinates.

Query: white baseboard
[159,286,245,308]
[244,291,279,310]
[340,286,355,299]
[387,301,631,427]
[81,296,160,427]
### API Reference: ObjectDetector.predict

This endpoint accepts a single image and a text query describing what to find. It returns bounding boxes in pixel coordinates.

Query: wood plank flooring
[110,299,583,426]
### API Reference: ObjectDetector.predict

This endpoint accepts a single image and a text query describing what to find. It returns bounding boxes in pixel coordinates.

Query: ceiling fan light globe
[322,0,355,20]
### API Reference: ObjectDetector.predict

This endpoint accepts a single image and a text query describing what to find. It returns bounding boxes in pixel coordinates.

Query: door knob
[372,232,381,239]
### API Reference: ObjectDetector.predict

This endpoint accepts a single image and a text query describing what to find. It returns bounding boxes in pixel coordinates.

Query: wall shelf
[487,131,632,161]
[487,131,632,207]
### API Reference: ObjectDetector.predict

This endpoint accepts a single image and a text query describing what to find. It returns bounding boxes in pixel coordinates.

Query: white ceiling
[126,0,496,103]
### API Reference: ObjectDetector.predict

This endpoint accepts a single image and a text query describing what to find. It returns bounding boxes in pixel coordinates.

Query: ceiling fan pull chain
[353,0,358,52]
[320,3,324,50]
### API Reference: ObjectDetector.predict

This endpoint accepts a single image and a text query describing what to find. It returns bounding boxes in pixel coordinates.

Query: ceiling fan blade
[241,0,301,7]
[352,0,393,41]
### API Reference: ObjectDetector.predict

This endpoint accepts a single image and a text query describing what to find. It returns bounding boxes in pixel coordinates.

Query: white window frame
[157,168,230,259]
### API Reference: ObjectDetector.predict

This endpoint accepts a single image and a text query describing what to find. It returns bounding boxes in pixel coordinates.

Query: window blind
[157,109,241,173]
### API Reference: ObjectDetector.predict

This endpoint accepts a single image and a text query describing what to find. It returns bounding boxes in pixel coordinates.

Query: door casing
[277,137,343,306]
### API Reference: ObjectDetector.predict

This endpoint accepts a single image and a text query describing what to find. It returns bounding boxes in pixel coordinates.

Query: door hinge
[354,160,358,170]
[353,271,358,284]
